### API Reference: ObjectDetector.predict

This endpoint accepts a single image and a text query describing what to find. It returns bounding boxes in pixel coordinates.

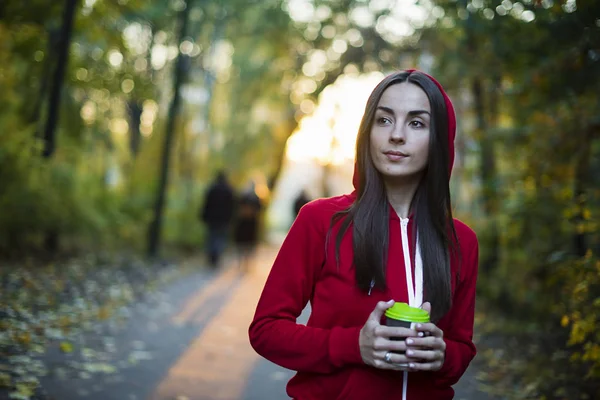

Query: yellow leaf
[582,209,591,220]
[561,315,569,327]
[60,342,73,353]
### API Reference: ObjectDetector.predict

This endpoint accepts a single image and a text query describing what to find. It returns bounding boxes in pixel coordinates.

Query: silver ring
[384,351,393,363]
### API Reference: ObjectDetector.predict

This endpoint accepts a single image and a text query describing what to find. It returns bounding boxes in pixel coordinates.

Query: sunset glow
[285,72,384,166]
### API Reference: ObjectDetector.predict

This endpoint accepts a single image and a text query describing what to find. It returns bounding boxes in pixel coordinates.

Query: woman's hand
[404,302,446,371]
[359,300,418,371]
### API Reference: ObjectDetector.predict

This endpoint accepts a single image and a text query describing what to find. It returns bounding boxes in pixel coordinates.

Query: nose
[389,124,406,144]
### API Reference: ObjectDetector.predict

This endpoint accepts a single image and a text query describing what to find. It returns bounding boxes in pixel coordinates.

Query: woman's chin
[379,170,424,185]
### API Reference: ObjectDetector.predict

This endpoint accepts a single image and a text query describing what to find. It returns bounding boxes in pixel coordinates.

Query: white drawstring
[399,218,423,400]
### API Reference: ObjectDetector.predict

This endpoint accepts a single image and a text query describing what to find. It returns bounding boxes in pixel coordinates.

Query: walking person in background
[200,170,235,268]
[233,181,262,272]
[292,189,311,220]
[249,70,479,399]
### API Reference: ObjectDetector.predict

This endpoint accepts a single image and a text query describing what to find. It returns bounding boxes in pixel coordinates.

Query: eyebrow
[376,106,431,117]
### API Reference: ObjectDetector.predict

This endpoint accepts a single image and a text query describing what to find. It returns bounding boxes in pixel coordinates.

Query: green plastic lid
[385,302,430,323]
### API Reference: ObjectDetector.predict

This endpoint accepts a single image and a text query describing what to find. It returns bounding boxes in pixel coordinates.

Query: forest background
[1,0,599,398]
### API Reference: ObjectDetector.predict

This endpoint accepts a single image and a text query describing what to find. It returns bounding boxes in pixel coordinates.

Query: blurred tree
[42,0,79,158]
[147,0,195,257]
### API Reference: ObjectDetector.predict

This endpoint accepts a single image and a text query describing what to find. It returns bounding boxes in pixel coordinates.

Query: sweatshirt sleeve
[248,201,363,373]
[434,232,479,386]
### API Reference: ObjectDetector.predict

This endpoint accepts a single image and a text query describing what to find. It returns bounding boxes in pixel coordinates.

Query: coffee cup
[384,302,430,341]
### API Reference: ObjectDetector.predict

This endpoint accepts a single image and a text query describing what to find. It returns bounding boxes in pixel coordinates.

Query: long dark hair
[330,70,459,322]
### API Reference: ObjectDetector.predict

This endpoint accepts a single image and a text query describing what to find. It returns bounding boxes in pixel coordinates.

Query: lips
[384,150,408,157]
[383,150,408,162]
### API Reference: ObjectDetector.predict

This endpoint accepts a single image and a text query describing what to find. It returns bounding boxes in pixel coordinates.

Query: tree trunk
[267,108,298,190]
[178,109,195,207]
[147,25,156,81]
[185,12,226,202]
[204,15,226,152]
[42,0,78,158]
[472,77,500,271]
[41,0,78,255]
[129,23,157,157]
[127,99,143,157]
[31,28,59,128]
[147,0,194,257]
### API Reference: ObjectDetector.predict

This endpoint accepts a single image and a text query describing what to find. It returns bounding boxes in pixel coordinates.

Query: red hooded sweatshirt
[249,71,478,400]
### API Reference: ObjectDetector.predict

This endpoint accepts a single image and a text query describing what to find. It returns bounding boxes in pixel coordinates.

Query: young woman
[249,70,479,400]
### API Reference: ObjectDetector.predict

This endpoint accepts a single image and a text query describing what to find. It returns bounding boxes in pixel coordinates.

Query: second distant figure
[293,189,311,219]
[234,182,262,271]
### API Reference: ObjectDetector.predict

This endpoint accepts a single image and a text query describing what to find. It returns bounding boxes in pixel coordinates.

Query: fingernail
[388,299,394,304]
[409,363,415,368]
[406,339,413,344]
[416,324,422,328]
[406,350,413,356]
[418,332,424,337]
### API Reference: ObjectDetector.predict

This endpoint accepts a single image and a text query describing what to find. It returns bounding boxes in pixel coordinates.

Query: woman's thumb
[420,301,432,314]
[369,300,394,323]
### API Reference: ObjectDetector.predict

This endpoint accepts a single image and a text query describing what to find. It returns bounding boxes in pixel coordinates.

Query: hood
[352,69,456,189]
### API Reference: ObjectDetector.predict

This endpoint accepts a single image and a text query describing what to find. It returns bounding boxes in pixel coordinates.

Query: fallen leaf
[60,341,73,353]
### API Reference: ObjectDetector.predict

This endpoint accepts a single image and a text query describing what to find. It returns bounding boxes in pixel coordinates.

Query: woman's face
[369,82,431,182]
